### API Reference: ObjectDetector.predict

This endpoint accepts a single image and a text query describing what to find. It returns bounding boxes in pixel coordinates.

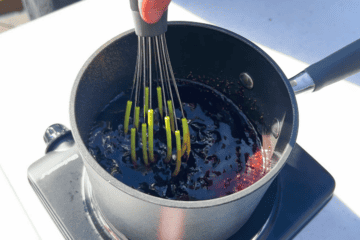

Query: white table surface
[173,0,360,85]
[0,0,359,239]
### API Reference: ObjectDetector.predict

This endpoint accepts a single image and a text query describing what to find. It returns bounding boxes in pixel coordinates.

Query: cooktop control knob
[44,124,70,145]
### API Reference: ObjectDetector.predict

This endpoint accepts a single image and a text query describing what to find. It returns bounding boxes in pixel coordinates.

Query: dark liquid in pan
[87,80,266,201]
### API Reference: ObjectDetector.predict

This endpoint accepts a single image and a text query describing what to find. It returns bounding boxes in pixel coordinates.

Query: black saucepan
[70,22,360,240]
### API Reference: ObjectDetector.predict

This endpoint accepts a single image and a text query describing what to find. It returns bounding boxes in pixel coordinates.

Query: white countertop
[173,0,360,85]
[0,0,359,239]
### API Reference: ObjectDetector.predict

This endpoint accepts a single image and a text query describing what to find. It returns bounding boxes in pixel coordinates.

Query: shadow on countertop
[22,0,82,20]
[0,0,81,34]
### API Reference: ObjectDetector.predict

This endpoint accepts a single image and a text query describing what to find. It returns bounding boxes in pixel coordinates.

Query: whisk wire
[148,37,152,109]
[152,39,160,88]
[126,32,190,176]
[143,37,147,121]
[155,36,169,116]
[162,34,185,118]
[133,37,142,127]
[159,34,178,130]
[130,46,139,101]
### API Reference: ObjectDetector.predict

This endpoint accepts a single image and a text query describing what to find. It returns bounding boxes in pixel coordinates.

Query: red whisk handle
[130,0,169,37]
[138,0,171,24]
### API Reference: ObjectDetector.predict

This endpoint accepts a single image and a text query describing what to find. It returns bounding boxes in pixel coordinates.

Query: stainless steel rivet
[271,119,280,139]
[239,73,254,89]
[44,124,69,145]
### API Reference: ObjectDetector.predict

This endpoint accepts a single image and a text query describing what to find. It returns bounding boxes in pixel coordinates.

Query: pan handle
[290,39,360,94]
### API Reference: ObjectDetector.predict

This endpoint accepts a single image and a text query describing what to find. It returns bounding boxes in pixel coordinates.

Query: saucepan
[70,22,360,239]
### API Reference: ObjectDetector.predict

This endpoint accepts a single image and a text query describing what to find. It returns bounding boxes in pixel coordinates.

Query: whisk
[125,0,190,176]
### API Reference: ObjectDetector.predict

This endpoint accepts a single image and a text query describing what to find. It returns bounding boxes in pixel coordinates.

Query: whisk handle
[130,0,168,37]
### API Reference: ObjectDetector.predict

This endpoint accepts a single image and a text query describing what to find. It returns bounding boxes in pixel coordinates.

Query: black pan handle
[290,39,360,93]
